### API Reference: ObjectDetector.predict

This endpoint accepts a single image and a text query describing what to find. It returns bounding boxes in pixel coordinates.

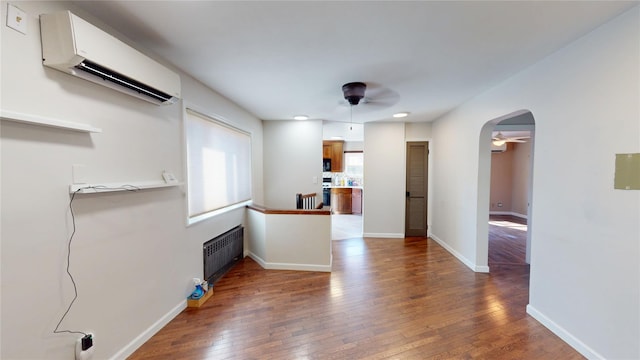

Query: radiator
[203,226,244,284]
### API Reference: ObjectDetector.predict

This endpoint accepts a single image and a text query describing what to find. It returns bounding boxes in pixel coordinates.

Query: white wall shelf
[0,109,103,133]
[70,181,182,194]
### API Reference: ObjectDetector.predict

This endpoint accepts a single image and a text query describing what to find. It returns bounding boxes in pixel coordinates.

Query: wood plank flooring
[488,215,528,267]
[129,233,582,359]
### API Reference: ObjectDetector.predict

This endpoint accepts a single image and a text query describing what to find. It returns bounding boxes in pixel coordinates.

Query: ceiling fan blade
[360,83,400,109]
[360,98,396,109]
[506,139,527,143]
[365,86,398,101]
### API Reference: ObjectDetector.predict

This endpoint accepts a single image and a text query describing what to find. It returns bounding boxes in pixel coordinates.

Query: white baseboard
[474,264,490,272]
[526,304,604,359]
[248,251,268,268]
[248,252,332,272]
[264,262,332,272]
[429,233,489,273]
[362,232,404,238]
[489,211,528,219]
[110,299,187,360]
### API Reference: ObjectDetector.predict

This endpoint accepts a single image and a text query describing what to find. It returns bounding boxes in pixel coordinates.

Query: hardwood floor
[129,235,582,359]
[488,215,528,268]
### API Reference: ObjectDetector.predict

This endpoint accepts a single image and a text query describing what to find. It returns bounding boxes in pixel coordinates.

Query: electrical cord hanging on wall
[53,185,140,336]
[53,189,87,336]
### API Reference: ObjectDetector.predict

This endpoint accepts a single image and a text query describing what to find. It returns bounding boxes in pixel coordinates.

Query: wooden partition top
[247,204,331,216]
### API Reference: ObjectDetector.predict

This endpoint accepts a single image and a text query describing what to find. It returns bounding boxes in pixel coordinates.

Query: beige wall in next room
[490,141,531,217]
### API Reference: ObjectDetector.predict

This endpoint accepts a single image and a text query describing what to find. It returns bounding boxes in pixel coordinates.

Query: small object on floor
[189,277,206,299]
[189,285,205,300]
[187,287,214,308]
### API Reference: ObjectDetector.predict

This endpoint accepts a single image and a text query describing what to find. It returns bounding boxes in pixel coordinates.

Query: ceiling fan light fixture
[492,140,506,146]
[342,82,367,106]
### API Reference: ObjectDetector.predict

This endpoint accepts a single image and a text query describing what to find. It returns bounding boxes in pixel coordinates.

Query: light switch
[6,3,27,35]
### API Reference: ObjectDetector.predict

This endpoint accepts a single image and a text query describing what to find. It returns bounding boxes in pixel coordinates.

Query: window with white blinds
[185,109,252,223]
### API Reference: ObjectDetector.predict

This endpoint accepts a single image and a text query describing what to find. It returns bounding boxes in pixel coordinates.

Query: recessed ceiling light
[293,115,309,120]
[393,112,409,118]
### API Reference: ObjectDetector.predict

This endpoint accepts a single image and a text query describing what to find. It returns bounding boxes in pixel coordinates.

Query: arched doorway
[477,110,535,271]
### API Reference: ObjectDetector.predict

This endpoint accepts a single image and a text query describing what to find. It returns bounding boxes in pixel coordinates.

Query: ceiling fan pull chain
[350,105,353,131]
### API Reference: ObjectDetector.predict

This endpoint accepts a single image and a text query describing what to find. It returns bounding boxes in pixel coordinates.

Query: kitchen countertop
[325,185,364,189]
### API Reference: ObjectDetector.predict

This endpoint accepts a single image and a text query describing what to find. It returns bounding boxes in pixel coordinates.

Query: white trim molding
[248,252,331,272]
[110,300,187,360]
[526,305,604,360]
[429,233,490,273]
[489,211,528,219]
[362,232,404,238]
[248,252,268,269]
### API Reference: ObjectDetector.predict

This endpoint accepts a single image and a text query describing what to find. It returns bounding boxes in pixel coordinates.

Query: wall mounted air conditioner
[491,143,507,152]
[40,11,181,105]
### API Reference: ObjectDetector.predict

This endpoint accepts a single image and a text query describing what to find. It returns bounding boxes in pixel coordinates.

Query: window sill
[187,200,252,226]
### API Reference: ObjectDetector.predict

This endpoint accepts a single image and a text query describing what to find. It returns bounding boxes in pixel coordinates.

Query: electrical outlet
[497,202,503,208]
[75,333,94,360]
[162,171,177,184]
[6,3,27,34]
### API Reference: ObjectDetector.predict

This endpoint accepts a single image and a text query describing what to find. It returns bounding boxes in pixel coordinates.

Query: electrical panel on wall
[614,153,640,190]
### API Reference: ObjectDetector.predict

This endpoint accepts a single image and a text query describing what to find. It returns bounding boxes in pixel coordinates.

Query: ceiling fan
[492,132,529,146]
[341,82,399,110]
[334,82,401,128]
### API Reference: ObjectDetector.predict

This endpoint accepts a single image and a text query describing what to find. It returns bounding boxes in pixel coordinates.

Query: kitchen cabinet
[331,188,352,214]
[323,144,332,159]
[323,140,344,172]
[352,188,362,214]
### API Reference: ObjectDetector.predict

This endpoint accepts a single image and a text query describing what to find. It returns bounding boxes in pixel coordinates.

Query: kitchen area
[322,133,364,240]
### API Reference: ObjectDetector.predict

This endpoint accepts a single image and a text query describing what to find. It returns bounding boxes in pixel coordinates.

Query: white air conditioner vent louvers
[40,11,181,105]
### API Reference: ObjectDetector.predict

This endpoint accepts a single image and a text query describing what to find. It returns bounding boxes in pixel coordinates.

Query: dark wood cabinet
[331,188,352,214]
[323,140,344,172]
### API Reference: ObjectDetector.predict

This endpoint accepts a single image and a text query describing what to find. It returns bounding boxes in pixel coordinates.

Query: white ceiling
[72,1,636,124]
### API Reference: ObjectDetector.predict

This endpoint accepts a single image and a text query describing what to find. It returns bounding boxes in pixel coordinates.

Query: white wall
[363,122,406,237]
[0,2,263,359]
[246,208,331,271]
[431,6,639,359]
[405,121,432,141]
[263,120,323,209]
[322,120,363,142]
[511,142,531,216]
[343,140,364,151]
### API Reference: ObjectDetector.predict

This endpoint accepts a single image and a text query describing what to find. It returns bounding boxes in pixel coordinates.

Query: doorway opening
[478,110,535,272]
[489,128,532,268]
[331,150,364,240]
[332,214,363,240]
